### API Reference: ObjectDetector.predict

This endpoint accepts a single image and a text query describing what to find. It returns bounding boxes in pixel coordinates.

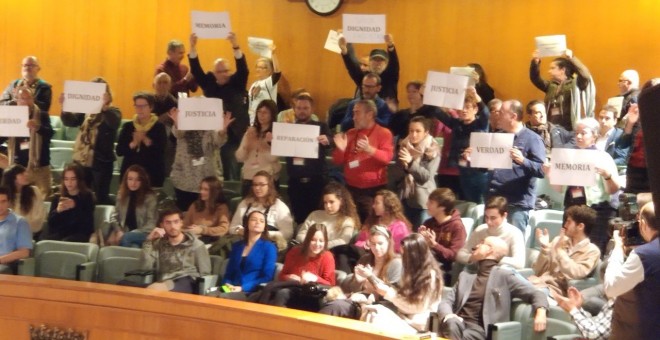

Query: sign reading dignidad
[62,80,107,114]
[177,97,224,131]
[342,14,386,44]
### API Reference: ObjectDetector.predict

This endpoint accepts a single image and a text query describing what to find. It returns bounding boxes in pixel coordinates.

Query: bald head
[213,58,231,85]
[153,72,172,96]
[484,236,509,261]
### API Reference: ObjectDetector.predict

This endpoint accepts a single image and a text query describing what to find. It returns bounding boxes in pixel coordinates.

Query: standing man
[488,99,546,233]
[0,187,32,274]
[596,105,629,166]
[0,56,52,113]
[155,40,198,97]
[188,32,249,181]
[139,208,211,294]
[525,99,574,156]
[333,100,393,222]
[615,70,640,125]
[338,33,399,104]
[340,73,393,132]
[285,93,333,224]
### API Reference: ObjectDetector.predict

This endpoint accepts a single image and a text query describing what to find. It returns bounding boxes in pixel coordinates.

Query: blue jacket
[222,238,277,293]
[604,127,629,166]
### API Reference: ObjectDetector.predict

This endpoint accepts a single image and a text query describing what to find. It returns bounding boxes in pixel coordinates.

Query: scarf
[132,113,158,132]
[399,134,439,199]
[72,113,103,167]
[8,103,42,169]
[527,123,551,152]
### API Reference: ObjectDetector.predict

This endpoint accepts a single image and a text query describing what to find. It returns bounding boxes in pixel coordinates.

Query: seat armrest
[17,258,35,276]
[568,277,598,291]
[76,262,97,282]
[487,321,521,340]
[548,335,581,340]
[197,275,219,296]
[124,269,155,284]
[516,268,534,279]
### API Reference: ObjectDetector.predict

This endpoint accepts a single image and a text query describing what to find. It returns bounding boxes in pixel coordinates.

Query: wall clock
[306,0,343,17]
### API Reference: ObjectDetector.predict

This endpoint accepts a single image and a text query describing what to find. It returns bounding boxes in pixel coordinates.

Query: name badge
[570,187,584,198]
[20,141,29,150]
[293,158,305,166]
[348,160,360,169]
[192,157,206,167]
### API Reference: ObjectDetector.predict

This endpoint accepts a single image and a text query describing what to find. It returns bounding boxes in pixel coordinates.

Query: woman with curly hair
[362,233,443,334]
[183,176,230,244]
[1,164,45,235]
[356,189,411,253]
[295,182,359,249]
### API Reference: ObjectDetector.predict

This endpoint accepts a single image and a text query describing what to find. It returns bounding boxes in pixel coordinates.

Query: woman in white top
[230,170,293,251]
[296,182,359,249]
[247,45,281,124]
[236,99,281,196]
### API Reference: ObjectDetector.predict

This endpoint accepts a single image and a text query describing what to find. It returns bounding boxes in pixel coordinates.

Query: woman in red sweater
[256,223,335,307]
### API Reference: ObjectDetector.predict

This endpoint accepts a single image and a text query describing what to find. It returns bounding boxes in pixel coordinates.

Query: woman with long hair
[229,170,293,250]
[107,164,158,247]
[320,226,402,318]
[60,77,121,204]
[235,99,281,196]
[217,210,277,300]
[256,223,335,307]
[362,233,443,334]
[295,182,359,249]
[356,189,412,253]
[183,176,230,243]
[45,163,95,242]
[1,164,45,235]
[395,116,440,229]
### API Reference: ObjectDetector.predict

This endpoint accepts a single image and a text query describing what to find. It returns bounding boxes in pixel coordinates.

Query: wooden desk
[0,275,401,339]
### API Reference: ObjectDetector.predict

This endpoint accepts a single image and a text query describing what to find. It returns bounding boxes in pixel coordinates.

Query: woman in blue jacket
[218,210,277,300]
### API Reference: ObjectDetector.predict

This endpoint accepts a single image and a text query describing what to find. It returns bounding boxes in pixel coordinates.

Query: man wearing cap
[338,33,399,104]
[340,73,393,132]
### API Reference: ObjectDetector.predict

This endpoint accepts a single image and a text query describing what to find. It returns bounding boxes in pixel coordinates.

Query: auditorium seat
[51,139,75,148]
[96,246,141,284]
[18,240,99,281]
[50,147,73,170]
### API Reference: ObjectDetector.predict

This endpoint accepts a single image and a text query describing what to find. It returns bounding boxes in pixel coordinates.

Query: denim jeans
[507,205,530,234]
[120,231,147,248]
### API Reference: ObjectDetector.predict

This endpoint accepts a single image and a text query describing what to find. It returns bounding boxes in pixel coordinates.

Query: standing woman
[395,116,440,229]
[468,63,496,105]
[45,163,95,242]
[1,86,53,197]
[354,190,411,254]
[107,165,158,248]
[362,233,443,335]
[217,210,277,300]
[257,223,335,307]
[235,99,281,196]
[60,77,121,204]
[169,106,232,211]
[1,164,45,236]
[229,171,293,250]
[183,176,231,244]
[295,182,359,250]
[247,45,281,124]
[116,92,167,187]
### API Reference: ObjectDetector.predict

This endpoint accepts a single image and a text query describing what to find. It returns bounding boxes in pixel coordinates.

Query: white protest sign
[549,148,597,187]
[469,132,514,169]
[607,96,625,116]
[177,97,224,131]
[62,81,106,114]
[324,30,343,54]
[423,71,469,110]
[535,35,567,57]
[342,14,386,44]
[271,122,320,159]
[0,106,29,137]
[247,37,273,58]
[450,66,476,86]
[191,11,232,39]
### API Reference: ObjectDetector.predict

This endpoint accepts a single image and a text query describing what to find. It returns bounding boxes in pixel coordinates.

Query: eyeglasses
[362,84,378,89]
[22,64,38,68]
[618,79,630,83]
[134,104,150,108]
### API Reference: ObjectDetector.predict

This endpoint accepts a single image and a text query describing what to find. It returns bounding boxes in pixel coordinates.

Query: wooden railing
[0,275,401,339]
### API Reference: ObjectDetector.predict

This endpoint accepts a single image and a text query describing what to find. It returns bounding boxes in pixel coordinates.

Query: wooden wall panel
[0,0,658,119]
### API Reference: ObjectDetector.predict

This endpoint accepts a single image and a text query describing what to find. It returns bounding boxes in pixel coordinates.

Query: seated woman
[361,233,443,335]
[229,170,293,251]
[44,163,95,242]
[1,164,45,236]
[107,165,158,248]
[295,182,359,250]
[320,226,402,318]
[183,176,230,244]
[256,223,335,308]
[216,210,277,300]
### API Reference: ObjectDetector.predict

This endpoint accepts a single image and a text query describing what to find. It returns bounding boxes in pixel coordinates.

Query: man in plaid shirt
[553,286,614,339]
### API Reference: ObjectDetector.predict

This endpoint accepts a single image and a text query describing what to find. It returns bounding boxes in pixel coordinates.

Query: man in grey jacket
[139,208,211,294]
[438,236,548,339]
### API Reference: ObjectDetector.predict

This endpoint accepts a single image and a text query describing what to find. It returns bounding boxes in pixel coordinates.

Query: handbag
[300,282,330,299]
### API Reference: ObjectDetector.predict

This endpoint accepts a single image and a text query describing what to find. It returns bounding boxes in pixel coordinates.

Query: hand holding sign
[423,71,469,110]
[342,14,387,44]
[62,81,106,114]
[535,35,567,58]
[510,147,524,165]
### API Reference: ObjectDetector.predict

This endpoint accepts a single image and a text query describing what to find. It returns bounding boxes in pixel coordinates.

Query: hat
[369,49,388,61]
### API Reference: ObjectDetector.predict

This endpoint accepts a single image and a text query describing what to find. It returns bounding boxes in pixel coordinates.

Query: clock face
[306,0,343,16]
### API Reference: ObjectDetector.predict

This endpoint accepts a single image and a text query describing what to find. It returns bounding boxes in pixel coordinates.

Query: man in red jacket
[332,99,394,222]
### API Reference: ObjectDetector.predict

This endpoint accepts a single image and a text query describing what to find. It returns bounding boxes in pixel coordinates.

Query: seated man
[419,188,467,283]
[528,205,601,296]
[456,196,525,269]
[0,187,32,274]
[553,276,614,339]
[138,208,211,293]
[439,236,548,340]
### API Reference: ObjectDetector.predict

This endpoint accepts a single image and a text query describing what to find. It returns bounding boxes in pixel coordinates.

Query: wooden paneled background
[1,0,658,118]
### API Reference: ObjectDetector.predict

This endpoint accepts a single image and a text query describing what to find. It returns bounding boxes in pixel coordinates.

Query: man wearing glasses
[339,73,393,132]
[0,56,52,113]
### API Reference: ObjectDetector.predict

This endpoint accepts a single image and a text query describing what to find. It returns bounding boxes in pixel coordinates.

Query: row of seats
[49,116,131,142]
